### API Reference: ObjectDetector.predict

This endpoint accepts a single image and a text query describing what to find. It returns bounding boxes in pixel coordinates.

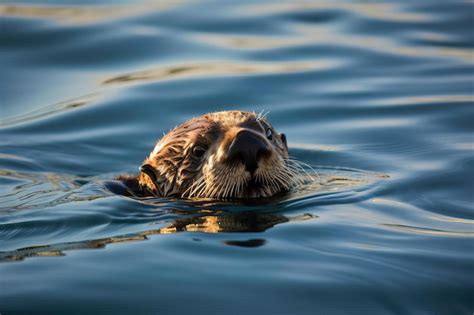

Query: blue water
[1,1,473,314]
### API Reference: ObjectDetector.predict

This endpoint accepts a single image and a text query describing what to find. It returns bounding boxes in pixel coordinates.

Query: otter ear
[139,164,157,182]
[280,133,288,150]
[139,163,173,196]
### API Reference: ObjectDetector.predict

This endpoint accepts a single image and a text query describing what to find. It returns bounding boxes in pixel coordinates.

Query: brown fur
[122,110,302,199]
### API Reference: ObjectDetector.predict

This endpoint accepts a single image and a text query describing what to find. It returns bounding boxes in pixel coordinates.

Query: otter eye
[192,145,207,157]
[265,128,273,141]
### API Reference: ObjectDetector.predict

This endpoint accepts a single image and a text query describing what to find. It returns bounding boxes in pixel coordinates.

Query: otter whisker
[230,175,240,198]
[294,160,320,182]
[254,109,270,122]
[185,174,206,198]
[285,158,320,183]
[233,179,240,198]
[229,170,243,199]
[191,172,210,198]
[222,176,233,199]
[284,160,312,184]
[194,179,208,199]
[207,170,225,199]
[265,169,281,192]
[275,173,290,188]
[281,165,305,186]
[228,181,235,199]
[227,170,238,198]
[272,171,290,189]
[182,177,201,198]
[263,170,280,193]
[217,168,232,199]
[278,165,297,186]
[208,167,228,198]
[237,177,244,198]
[189,176,207,198]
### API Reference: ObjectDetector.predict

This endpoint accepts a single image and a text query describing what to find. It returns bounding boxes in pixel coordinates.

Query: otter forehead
[150,115,216,157]
[205,110,267,128]
[152,111,270,156]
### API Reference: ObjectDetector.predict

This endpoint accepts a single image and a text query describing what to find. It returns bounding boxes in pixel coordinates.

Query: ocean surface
[0,1,473,314]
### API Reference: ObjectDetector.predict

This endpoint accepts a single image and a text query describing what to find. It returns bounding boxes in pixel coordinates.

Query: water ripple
[0,1,182,24]
[102,60,339,86]
[0,93,99,128]
[241,3,431,23]
[384,224,474,237]
[1,0,473,313]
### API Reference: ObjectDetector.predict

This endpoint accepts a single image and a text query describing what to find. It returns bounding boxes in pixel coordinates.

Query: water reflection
[0,211,316,262]
[293,24,472,61]
[102,61,330,86]
[241,2,429,23]
[1,0,473,312]
[192,23,470,62]
[0,2,181,24]
[384,224,474,237]
[367,94,473,107]
[0,93,98,128]
[0,170,103,213]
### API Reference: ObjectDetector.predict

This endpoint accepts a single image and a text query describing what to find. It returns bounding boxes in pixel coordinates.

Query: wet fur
[120,110,308,199]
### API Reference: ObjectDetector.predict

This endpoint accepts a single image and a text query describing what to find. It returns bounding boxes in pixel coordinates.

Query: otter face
[138,110,300,199]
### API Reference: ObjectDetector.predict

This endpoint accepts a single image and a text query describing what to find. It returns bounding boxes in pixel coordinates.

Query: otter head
[138,110,297,199]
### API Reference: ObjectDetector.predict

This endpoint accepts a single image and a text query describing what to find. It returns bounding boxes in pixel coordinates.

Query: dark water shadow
[0,211,316,262]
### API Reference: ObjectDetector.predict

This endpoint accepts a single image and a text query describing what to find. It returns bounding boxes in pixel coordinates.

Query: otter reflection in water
[0,211,316,262]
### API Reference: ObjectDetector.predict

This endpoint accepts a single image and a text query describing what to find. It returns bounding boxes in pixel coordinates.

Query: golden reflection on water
[0,212,316,262]
[368,95,474,107]
[430,216,474,225]
[330,118,414,129]
[0,2,428,26]
[194,25,471,62]
[384,224,474,237]
[0,1,181,24]
[241,2,429,23]
[0,93,99,128]
[294,23,472,62]
[102,61,333,85]
[371,198,411,207]
[290,143,348,152]
[447,142,474,151]
[193,34,303,50]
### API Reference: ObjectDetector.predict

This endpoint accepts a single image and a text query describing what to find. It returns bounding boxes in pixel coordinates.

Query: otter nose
[227,130,270,173]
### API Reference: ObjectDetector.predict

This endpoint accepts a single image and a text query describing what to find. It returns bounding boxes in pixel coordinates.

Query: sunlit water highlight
[0,1,473,314]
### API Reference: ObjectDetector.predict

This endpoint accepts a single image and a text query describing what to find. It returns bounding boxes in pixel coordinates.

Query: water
[1,1,473,314]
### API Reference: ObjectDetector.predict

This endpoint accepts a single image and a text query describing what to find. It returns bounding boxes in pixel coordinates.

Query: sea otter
[120,110,306,199]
